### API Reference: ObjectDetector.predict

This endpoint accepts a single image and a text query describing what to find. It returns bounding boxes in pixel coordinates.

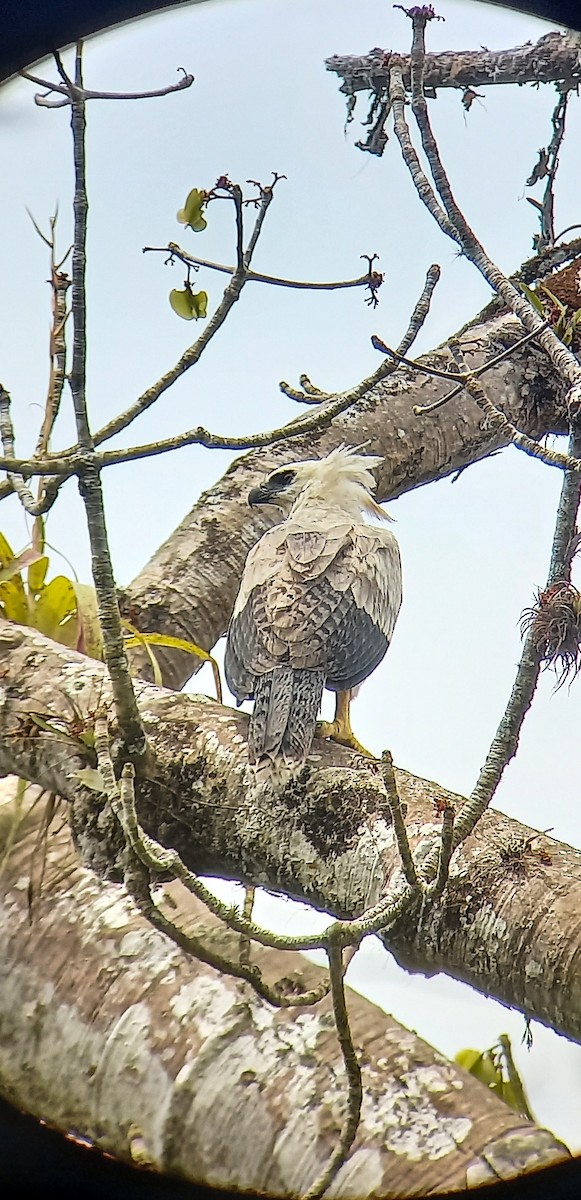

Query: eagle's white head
[248,446,388,521]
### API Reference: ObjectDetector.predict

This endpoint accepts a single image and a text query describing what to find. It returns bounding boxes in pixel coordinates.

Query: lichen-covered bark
[123,315,568,688]
[0,798,568,1195]
[326,30,581,99]
[3,620,581,1047]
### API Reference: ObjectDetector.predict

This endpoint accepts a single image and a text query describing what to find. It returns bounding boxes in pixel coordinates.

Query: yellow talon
[316,690,377,759]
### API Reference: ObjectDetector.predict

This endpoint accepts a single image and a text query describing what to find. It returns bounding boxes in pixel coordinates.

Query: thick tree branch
[0,799,566,1196]
[122,311,569,687]
[326,30,581,99]
[2,621,581,1046]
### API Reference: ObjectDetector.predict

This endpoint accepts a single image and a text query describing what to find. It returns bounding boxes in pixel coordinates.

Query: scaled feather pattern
[225,447,402,777]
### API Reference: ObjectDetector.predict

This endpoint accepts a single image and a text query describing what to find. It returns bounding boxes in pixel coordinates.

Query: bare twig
[91,180,277,448]
[446,338,581,475]
[29,213,72,507]
[375,323,546,387]
[0,388,54,516]
[498,1034,534,1120]
[389,62,458,244]
[144,242,379,293]
[381,750,419,889]
[397,263,441,354]
[411,325,549,415]
[239,885,255,967]
[397,7,581,411]
[91,722,327,1006]
[427,804,455,899]
[529,88,570,251]
[304,934,362,1200]
[280,261,440,404]
[20,66,194,105]
[63,46,146,759]
[422,422,581,878]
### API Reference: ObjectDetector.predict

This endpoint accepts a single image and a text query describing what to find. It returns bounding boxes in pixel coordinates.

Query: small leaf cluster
[520,281,581,349]
[0,524,102,658]
[170,186,209,320]
[455,1037,533,1119]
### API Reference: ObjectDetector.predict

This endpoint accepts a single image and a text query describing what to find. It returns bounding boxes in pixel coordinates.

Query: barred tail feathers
[248,667,325,774]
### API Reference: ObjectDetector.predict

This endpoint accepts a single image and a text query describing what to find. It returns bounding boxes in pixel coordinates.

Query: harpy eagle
[224,447,402,775]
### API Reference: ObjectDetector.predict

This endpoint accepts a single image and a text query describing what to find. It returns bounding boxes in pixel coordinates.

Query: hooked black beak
[248,484,276,508]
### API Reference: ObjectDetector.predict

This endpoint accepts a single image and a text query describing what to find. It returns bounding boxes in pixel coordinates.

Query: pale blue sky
[1,0,580,1147]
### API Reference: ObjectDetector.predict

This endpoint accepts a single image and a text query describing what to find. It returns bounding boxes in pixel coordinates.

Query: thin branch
[375,323,547,387]
[381,750,419,889]
[389,62,458,244]
[112,767,332,1007]
[304,935,362,1200]
[421,422,581,879]
[232,183,244,273]
[104,727,338,957]
[0,388,55,516]
[0,263,439,481]
[91,183,277,449]
[92,725,327,1006]
[64,45,146,759]
[239,885,255,967]
[397,262,441,354]
[447,339,581,475]
[427,804,455,899]
[398,8,581,408]
[30,213,72,508]
[20,66,194,104]
[280,261,440,404]
[498,1034,534,1121]
[144,243,377,292]
[530,88,570,251]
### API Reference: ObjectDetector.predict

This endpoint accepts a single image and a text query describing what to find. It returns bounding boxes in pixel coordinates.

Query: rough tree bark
[0,790,568,1193]
[2,621,581,1049]
[326,30,581,99]
[3,24,581,1187]
[123,312,569,688]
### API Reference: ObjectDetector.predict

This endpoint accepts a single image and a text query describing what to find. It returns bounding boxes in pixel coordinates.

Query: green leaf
[123,621,163,686]
[31,576,78,643]
[454,1048,500,1088]
[0,579,28,624]
[519,283,545,316]
[124,631,222,701]
[27,555,49,596]
[540,285,567,316]
[73,767,106,793]
[169,287,208,321]
[176,187,207,232]
[0,532,15,569]
[190,290,208,319]
[72,582,103,660]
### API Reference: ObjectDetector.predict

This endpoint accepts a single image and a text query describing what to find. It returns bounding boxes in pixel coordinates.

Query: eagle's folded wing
[224,522,402,700]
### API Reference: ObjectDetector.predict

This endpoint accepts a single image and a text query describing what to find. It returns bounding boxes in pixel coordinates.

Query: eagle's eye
[268,469,296,490]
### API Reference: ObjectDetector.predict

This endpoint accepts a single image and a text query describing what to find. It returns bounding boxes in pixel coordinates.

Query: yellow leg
[317,690,376,758]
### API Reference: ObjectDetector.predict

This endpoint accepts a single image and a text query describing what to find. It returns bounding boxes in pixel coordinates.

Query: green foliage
[455,1035,533,1119]
[0,528,221,697]
[177,187,207,233]
[0,524,103,659]
[170,186,209,319]
[519,281,581,347]
[124,628,222,700]
[169,286,208,321]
